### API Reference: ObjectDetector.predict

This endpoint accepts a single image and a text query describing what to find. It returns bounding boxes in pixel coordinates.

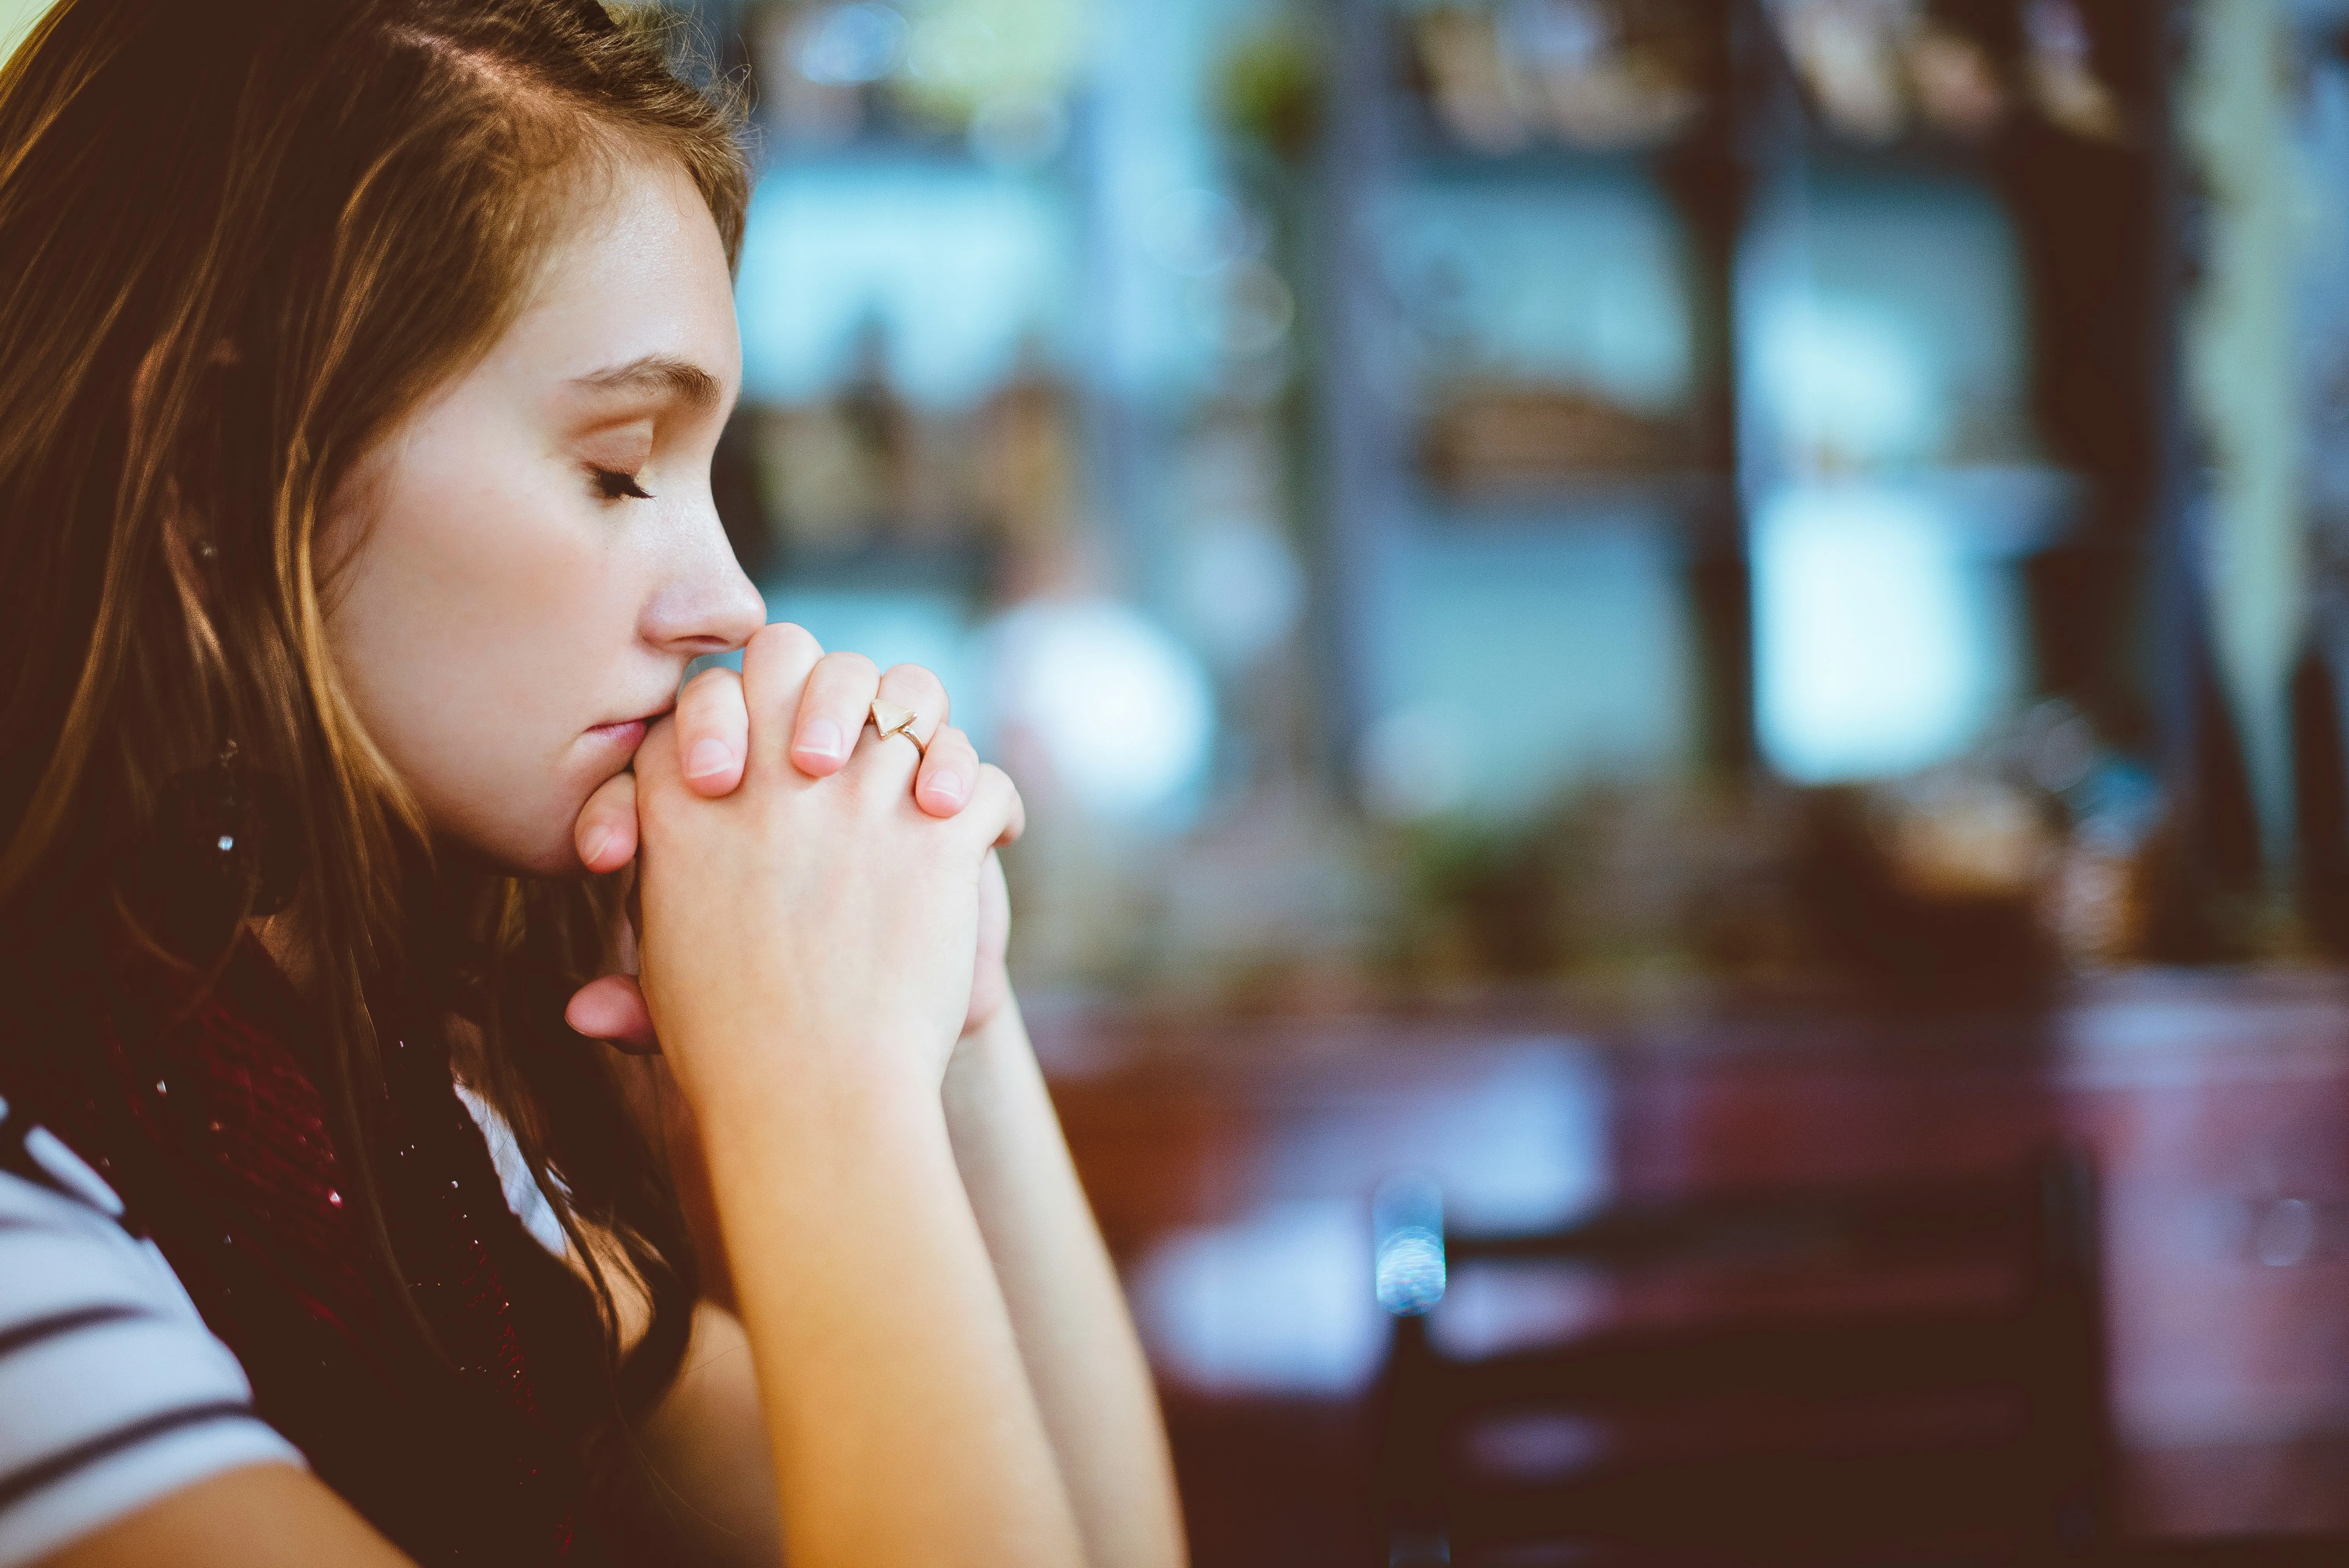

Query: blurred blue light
[1372,1169,1448,1316]
[1375,1226,1447,1316]
[982,598,1215,825]
[1754,485,2021,782]
[795,3,908,86]
[1130,1200,1385,1395]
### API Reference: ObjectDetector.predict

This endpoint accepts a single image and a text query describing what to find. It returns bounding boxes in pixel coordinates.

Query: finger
[674,666,749,797]
[962,763,1027,848]
[915,723,978,817]
[565,972,659,1055]
[874,660,950,771]
[875,662,950,746]
[741,622,824,775]
[575,769,638,873]
[789,649,880,777]
[846,660,950,799]
[962,848,1011,1036]
[635,711,683,800]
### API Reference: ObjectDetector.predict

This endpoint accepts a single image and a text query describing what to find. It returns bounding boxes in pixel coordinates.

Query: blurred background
[17,0,2349,1559]
[658,2,2349,1554]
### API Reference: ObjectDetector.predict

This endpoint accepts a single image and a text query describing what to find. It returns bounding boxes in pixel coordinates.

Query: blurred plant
[1793,777,2059,1003]
[1788,700,2184,993]
[1395,815,1570,980]
[753,0,1092,159]
[1384,780,1815,988]
[1217,21,1323,161]
[894,0,1091,137]
[1371,700,2227,999]
[1246,696,2280,1003]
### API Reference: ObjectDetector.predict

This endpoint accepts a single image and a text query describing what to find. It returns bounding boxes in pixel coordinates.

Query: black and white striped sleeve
[0,1099,303,1568]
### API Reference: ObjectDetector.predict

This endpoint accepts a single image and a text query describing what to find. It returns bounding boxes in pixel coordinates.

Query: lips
[585,701,673,752]
[586,718,648,748]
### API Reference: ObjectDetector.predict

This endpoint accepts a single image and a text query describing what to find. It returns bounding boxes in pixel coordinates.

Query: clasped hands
[560,622,1019,1074]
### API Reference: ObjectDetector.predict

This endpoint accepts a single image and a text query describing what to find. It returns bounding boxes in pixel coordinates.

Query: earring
[147,740,303,950]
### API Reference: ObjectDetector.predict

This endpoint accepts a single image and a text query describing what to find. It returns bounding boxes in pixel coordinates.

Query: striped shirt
[0,1087,563,1565]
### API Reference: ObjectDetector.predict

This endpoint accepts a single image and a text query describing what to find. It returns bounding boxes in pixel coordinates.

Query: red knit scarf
[18,943,603,1564]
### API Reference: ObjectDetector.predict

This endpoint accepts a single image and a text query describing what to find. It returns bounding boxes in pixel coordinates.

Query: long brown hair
[0,0,747,1424]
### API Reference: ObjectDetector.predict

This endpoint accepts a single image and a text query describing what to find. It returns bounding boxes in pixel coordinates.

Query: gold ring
[868,698,926,755]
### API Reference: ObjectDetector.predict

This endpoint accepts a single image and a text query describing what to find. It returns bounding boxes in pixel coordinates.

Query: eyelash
[591,466,653,502]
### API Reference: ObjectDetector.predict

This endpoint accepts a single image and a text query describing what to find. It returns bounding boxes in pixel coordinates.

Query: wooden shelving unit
[1304,0,2183,788]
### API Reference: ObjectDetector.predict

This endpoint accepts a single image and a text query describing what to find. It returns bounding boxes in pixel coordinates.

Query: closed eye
[592,466,653,501]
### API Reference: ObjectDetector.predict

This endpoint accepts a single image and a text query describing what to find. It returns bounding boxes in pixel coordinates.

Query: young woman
[0,2,1185,1565]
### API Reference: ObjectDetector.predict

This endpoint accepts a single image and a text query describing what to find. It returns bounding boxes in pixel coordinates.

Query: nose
[643,491,766,657]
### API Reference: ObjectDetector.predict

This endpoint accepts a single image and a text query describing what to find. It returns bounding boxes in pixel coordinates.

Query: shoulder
[0,1098,303,1568]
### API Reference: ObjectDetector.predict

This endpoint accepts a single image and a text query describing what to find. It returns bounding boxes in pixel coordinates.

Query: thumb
[565,972,661,1055]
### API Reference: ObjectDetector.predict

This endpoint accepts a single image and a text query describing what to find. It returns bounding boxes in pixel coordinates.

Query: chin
[514,811,598,879]
[437,837,585,882]
[435,807,590,881]
[519,845,595,881]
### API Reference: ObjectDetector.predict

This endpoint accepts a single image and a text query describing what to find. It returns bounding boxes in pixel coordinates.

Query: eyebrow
[567,354,723,411]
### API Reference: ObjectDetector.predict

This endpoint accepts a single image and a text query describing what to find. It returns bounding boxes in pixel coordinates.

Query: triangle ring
[867,698,927,756]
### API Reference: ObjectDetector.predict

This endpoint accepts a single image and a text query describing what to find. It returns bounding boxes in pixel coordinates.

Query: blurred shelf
[1775,127,2145,192]
[1405,472,1734,539]
[1379,2,1720,185]
[1750,465,2091,559]
[1388,127,1709,186]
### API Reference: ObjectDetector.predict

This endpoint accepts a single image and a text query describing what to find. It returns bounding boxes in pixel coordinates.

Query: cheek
[326,433,642,868]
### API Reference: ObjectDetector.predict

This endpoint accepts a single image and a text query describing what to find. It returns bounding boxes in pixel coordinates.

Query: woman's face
[323,153,765,878]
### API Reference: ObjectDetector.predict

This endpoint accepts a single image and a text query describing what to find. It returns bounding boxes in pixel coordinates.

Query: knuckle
[820,649,880,685]
[887,662,947,700]
[750,620,819,662]
[680,665,738,711]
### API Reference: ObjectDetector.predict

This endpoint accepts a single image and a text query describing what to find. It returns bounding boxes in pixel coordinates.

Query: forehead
[496,151,741,394]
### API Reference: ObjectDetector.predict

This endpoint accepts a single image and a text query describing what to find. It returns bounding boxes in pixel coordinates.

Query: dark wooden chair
[1372,1146,2116,1567]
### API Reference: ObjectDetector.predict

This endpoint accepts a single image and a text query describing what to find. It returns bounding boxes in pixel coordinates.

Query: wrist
[944,993,1031,1123]
[671,1016,941,1142]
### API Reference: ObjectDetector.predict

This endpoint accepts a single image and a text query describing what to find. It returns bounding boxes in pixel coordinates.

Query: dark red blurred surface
[1037,972,2349,1565]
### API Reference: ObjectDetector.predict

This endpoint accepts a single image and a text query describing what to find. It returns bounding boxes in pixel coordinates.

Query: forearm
[942,998,1188,1568]
[691,1048,1085,1568]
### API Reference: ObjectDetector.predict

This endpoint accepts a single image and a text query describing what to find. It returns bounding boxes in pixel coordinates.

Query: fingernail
[925,770,966,807]
[798,718,845,762]
[582,827,611,866]
[686,738,734,779]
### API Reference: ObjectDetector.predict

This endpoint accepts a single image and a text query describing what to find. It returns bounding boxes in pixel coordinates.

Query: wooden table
[1032,971,2349,1565]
